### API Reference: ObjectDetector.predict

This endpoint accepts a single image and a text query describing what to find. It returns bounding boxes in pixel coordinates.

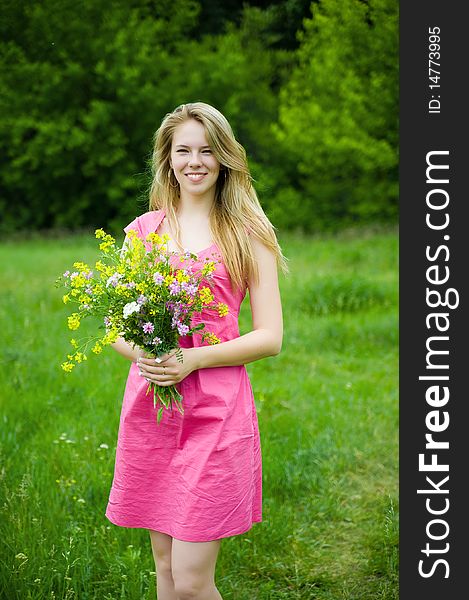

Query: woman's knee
[172,573,212,599]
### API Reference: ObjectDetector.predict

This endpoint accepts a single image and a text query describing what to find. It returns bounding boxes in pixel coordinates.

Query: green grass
[0,227,398,599]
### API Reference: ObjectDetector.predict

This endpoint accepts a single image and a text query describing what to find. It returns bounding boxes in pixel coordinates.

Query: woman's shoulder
[123,210,165,237]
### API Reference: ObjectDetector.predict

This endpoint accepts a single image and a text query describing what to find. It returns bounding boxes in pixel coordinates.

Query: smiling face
[170,118,221,202]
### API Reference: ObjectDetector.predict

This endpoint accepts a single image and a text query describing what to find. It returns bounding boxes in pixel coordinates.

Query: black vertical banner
[400,2,466,598]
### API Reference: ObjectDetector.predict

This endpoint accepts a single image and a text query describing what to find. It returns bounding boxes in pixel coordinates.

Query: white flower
[123,301,141,318]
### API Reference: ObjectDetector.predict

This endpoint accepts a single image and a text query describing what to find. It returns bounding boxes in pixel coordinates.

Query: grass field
[0,227,398,599]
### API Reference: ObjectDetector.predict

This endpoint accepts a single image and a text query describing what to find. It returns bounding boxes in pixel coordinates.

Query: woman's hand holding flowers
[137,348,196,386]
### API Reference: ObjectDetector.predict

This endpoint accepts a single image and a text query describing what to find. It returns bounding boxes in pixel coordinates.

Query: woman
[105,102,286,599]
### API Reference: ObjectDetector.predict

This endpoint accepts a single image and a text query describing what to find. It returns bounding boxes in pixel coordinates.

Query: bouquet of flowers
[57,228,227,423]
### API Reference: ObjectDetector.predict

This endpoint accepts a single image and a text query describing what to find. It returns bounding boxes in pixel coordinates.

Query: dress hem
[105,510,262,542]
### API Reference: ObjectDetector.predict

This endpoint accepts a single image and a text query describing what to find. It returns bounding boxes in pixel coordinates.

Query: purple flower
[182,282,198,296]
[169,301,183,318]
[142,322,154,334]
[169,281,181,295]
[137,294,147,305]
[125,282,136,289]
[104,316,111,327]
[85,285,93,294]
[70,272,79,279]
[84,271,93,280]
[106,273,123,288]
[63,270,70,278]
[153,272,164,285]
[152,336,162,346]
[177,322,189,336]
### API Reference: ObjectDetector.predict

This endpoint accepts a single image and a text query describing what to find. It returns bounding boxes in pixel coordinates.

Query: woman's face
[170,119,221,200]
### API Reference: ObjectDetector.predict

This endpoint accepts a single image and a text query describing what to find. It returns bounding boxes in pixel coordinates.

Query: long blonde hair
[149,102,288,290]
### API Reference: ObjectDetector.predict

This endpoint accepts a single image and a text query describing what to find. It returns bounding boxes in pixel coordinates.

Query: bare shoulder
[247,235,279,291]
[250,235,277,263]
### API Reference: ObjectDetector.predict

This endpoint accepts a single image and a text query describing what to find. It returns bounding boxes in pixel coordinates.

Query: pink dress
[105,210,262,542]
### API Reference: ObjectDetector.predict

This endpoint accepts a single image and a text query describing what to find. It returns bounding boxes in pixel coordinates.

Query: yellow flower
[176,270,190,283]
[217,303,229,317]
[92,343,102,354]
[164,274,175,286]
[61,362,75,372]
[99,239,114,253]
[73,261,89,271]
[70,339,78,348]
[70,274,86,289]
[199,287,214,305]
[205,333,220,345]
[67,313,81,330]
[202,261,216,276]
[74,352,87,363]
[146,232,162,245]
[102,328,119,345]
[63,294,70,304]
[95,228,106,239]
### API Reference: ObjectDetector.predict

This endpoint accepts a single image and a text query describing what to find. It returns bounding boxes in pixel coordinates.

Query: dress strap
[124,210,165,239]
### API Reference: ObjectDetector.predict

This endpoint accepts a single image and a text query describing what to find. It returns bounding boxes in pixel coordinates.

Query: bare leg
[171,538,223,600]
[149,530,177,600]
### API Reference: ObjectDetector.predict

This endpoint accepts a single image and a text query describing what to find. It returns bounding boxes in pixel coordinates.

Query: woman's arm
[137,236,283,385]
[190,236,283,369]
[111,337,143,362]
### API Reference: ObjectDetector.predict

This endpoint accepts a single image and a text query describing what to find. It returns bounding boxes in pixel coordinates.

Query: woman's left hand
[136,348,196,386]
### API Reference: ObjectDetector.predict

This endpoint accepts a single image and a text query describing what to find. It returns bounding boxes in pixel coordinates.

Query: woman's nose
[187,152,202,166]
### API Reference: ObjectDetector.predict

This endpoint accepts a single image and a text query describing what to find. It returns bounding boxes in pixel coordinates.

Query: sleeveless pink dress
[105,210,262,541]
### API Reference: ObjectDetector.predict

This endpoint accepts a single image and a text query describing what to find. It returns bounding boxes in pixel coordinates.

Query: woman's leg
[149,530,177,600]
[171,538,223,600]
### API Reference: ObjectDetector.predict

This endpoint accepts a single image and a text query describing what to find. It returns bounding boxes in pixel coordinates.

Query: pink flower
[177,322,189,336]
[182,282,198,296]
[169,281,181,295]
[142,322,154,334]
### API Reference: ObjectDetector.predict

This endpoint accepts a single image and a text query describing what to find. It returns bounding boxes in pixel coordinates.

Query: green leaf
[157,407,163,424]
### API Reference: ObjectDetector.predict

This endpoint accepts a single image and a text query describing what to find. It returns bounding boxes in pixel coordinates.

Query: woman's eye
[175,148,212,154]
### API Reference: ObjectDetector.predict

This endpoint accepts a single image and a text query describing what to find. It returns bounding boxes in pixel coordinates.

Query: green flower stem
[147,382,184,424]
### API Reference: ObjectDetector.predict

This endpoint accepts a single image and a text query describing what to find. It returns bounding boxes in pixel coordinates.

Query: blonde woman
[105,102,286,599]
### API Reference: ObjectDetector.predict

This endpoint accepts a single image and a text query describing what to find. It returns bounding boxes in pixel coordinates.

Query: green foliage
[0,0,398,234]
[0,0,201,232]
[270,0,399,230]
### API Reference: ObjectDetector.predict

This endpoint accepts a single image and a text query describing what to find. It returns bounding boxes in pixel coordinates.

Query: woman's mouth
[185,173,207,183]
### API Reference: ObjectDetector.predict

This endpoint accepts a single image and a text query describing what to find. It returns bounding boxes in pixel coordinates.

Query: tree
[0,0,201,232]
[270,0,398,230]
